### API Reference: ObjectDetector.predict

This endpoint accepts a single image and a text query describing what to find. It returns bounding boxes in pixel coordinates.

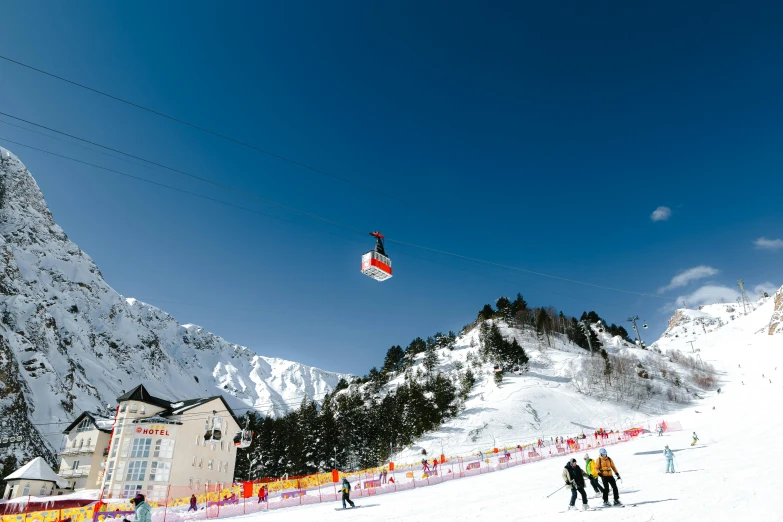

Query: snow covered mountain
[0,147,351,464]
[343,316,715,465]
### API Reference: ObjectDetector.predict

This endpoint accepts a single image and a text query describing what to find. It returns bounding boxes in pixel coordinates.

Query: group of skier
[562,448,622,511]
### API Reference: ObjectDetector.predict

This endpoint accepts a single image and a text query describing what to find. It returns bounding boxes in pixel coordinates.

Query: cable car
[361,231,392,281]
[643,322,648,329]
[232,430,253,449]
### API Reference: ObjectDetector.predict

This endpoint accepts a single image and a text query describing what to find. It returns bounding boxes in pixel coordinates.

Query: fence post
[162,486,170,522]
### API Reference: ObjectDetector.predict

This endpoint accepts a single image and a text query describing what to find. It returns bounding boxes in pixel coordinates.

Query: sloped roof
[164,396,239,424]
[61,411,113,434]
[116,385,171,409]
[4,458,66,487]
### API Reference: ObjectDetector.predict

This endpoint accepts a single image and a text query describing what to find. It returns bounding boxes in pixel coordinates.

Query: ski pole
[546,484,567,498]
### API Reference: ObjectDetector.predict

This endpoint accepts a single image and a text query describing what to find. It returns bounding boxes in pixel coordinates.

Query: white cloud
[753,237,783,251]
[658,284,741,313]
[659,265,719,293]
[650,206,672,222]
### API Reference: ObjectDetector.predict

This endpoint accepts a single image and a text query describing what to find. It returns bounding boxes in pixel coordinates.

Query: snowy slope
[203,291,783,521]
[0,147,351,463]
[363,320,710,465]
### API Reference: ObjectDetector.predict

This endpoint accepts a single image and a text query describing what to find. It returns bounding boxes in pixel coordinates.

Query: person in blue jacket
[664,445,675,473]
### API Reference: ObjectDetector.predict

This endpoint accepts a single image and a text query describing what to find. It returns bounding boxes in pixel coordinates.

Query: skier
[583,453,605,498]
[130,495,151,522]
[422,458,430,472]
[595,448,622,506]
[562,458,591,511]
[664,445,675,473]
[340,478,355,509]
[382,469,387,484]
[658,425,664,437]
[691,432,699,446]
[258,485,268,504]
[188,494,197,512]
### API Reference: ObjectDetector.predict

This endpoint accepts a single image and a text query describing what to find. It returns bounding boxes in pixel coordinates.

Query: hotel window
[122,484,142,499]
[39,484,48,496]
[139,405,146,414]
[125,461,148,482]
[77,418,92,432]
[105,462,115,482]
[129,403,138,413]
[198,458,203,468]
[208,459,213,470]
[22,483,30,496]
[149,462,171,482]
[192,456,196,467]
[218,461,222,472]
[131,438,152,458]
[189,478,193,488]
[154,439,174,459]
[196,435,201,446]
[120,403,127,413]
[120,440,131,458]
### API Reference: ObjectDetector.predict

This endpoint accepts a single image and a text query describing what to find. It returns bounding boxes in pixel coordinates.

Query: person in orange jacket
[595,448,621,506]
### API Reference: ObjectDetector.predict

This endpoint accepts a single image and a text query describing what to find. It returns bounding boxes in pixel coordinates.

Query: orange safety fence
[5,421,678,522]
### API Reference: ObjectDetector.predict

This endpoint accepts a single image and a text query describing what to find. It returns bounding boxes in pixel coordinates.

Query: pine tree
[0,455,17,495]
[479,304,495,320]
[423,345,439,373]
[382,345,405,373]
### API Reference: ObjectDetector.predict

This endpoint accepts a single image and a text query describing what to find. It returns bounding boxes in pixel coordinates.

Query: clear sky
[0,2,780,375]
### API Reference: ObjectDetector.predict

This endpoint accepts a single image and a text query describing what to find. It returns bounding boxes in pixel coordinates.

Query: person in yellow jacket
[583,453,605,498]
[595,448,622,506]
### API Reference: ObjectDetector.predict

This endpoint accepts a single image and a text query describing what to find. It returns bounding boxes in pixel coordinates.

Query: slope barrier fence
[1,420,681,522]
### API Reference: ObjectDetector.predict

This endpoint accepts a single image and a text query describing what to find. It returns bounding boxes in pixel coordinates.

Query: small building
[58,385,242,500]
[3,457,66,499]
[58,412,114,491]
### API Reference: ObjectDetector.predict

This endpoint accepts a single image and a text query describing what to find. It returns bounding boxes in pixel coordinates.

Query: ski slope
[214,292,783,520]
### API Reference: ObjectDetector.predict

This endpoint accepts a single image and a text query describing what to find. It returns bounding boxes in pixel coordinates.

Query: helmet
[583,453,590,460]
[599,448,607,456]
[131,494,145,504]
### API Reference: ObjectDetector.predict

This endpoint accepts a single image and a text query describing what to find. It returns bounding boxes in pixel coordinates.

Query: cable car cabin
[361,251,392,281]
[233,430,253,449]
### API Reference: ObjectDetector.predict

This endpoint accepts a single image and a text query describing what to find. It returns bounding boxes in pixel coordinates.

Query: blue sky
[0,2,780,375]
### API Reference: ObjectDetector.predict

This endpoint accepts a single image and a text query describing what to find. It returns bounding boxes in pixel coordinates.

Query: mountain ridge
[0,146,351,464]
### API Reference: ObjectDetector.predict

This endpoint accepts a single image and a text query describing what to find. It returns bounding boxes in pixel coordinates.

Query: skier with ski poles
[596,448,622,506]
[664,445,675,473]
[562,458,592,511]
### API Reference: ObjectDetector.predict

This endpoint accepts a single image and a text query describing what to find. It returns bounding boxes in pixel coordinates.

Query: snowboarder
[691,432,699,446]
[596,448,622,506]
[130,495,151,522]
[340,478,355,509]
[563,458,591,511]
[188,494,197,512]
[664,445,674,473]
[583,453,605,498]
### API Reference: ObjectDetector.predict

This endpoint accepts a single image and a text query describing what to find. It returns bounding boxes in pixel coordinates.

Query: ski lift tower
[627,316,647,347]
[737,280,751,314]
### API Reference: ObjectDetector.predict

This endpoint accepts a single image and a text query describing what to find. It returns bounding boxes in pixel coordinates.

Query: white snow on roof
[4,457,66,487]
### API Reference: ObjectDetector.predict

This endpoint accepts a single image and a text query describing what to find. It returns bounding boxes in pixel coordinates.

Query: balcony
[60,446,96,456]
[59,466,91,478]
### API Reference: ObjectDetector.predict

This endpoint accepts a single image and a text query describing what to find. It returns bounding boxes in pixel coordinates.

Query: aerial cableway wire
[0,122,623,306]
[0,54,471,226]
[0,135,673,301]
